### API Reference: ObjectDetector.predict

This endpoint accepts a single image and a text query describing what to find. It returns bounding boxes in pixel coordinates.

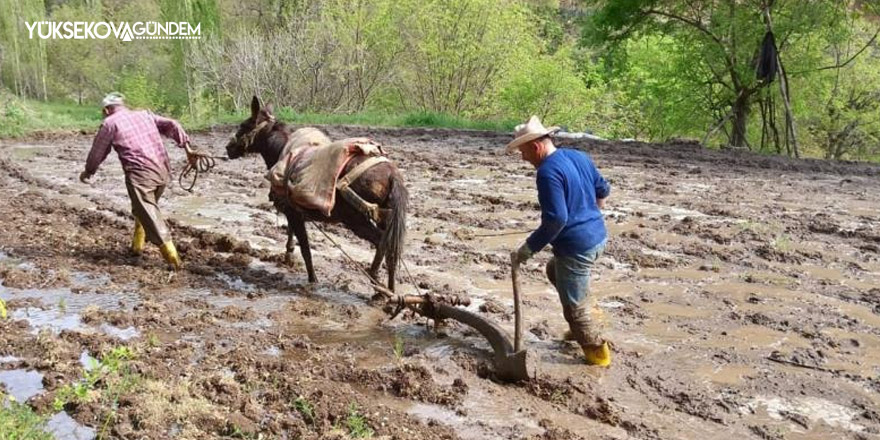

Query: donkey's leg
[368,246,386,282]
[288,211,317,283]
[284,221,297,267]
[387,244,397,292]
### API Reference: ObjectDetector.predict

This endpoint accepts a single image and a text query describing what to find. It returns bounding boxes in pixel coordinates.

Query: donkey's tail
[381,174,408,291]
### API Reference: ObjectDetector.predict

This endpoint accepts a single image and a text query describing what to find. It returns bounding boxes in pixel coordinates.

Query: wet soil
[0,127,879,439]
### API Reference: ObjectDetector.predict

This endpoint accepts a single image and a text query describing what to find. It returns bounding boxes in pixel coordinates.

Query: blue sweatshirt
[525,148,610,257]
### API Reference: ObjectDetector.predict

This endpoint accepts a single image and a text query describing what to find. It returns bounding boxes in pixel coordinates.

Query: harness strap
[337,156,390,191]
[240,117,275,153]
[336,156,391,225]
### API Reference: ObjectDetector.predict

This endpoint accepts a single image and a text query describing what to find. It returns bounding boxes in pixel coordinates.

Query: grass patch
[0,96,516,139]
[53,346,140,438]
[292,395,316,425]
[343,403,374,439]
[0,393,52,440]
[0,97,103,137]
[391,334,405,361]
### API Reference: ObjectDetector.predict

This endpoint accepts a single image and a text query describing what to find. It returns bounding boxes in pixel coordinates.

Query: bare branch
[790,25,880,76]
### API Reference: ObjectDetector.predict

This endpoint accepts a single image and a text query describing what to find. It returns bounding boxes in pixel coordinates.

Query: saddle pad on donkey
[266,127,385,216]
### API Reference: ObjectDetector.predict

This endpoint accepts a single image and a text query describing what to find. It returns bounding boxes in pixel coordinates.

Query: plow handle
[511,261,522,353]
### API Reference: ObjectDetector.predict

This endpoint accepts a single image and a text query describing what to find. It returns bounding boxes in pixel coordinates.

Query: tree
[394,0,537,115]
[584,0,874,151]
[0,0,47,99]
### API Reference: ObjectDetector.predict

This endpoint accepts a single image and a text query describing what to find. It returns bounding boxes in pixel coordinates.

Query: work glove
[510,241,533,267]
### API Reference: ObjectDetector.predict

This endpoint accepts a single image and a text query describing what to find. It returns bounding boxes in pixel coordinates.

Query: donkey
[226,96,408,292]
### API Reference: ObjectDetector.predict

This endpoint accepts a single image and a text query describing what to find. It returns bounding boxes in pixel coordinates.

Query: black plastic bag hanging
[757,31,778,83]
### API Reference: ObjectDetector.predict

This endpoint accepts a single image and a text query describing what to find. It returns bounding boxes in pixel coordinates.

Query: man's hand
[183,142,199,165]
[597,197,607,210]
[510,242,533,267]
[79,171,92,184]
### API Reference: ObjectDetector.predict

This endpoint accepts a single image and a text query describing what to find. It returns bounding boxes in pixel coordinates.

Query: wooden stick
[511,260,523,352]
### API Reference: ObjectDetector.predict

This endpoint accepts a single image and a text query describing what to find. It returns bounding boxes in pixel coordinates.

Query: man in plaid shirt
[80,92,195,270]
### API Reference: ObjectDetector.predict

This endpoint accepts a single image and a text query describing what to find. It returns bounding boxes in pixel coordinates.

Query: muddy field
[1,126,879,440]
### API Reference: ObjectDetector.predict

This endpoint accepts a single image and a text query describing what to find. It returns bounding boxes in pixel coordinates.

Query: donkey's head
[226,96,276,159]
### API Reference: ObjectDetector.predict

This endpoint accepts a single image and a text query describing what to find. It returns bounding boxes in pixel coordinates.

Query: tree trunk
[729,90,750,149]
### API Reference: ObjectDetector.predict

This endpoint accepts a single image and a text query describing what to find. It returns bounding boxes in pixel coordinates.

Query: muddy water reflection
[0,285,138,335]
[0,369,43,402]
[46,411,96,440]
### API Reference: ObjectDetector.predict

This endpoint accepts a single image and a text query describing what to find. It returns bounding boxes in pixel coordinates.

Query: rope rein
[312,223,394,298]
[313,222,422,299]
[178,150,227,192]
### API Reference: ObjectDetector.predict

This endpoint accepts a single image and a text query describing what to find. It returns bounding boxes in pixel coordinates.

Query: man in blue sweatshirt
[507,116,612,366]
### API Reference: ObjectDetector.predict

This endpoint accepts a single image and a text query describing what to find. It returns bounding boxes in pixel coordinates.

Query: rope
[178,151,227,192]
[312,222,423,298]
[401,258,423,296]
[312,223,395,299]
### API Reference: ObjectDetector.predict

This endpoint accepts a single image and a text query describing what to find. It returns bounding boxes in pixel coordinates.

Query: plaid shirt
[85,107,189,181]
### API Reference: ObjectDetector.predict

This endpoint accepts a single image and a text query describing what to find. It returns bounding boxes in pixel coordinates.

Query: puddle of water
[819,328,880,376]
[643,302,713,319]
[69,272,112,288]
[704,281,798,304]
[371,384,545,440]
[450,178,487,186]
[216,273,257,292]
[46,411,96,440]
[6,143,55,160]
[0,282,144,339]
[713,326,810,351]
[614,201,707,220]
[624,320,691,353]
[0,369,44,402]
[262,346,281,357]
[99,323,140,341]
[8,306,83,334]
[171,197,256,227]
[599,300,626,309]
[745,396,865,433]
[800,265,846,282]
[0,251,32,271]
[694,364,757,386]
[180,287,289,315]
[647,231,687,246]
[639,268,714,281]
[80,351,99,371]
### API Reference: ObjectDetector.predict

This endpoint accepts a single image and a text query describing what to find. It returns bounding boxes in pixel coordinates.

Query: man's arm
[525,170,568,254]
[151,113,190,148]
[592,160,611,206]
[83,122,115,180]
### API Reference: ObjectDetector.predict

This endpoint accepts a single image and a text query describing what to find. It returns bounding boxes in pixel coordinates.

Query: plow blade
[434,304,533,382]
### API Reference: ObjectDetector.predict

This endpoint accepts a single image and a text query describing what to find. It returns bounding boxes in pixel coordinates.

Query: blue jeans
[545,240,606,346]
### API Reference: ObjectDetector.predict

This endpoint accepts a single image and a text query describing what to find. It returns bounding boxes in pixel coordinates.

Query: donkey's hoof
[284,253,299,267]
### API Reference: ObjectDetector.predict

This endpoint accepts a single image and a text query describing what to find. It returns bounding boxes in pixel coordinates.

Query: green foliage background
[1,0,879,161]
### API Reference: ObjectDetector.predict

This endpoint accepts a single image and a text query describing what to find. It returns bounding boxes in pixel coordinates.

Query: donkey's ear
[250,96,261,118]
[264,103,274,116]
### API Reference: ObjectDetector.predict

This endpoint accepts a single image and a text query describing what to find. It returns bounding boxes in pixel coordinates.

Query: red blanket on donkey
[265,127,385,216]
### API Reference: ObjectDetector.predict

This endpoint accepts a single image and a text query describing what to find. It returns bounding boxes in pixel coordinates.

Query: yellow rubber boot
[583,341,612,367]
[159,241,182,270]
[131,221,146,256]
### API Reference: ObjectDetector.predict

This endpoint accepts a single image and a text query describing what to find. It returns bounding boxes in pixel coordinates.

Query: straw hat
[505,115,560,153]
[101,92,125,108]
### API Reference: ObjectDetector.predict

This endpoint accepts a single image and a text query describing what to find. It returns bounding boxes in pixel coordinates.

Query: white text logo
[25,22,201,41]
